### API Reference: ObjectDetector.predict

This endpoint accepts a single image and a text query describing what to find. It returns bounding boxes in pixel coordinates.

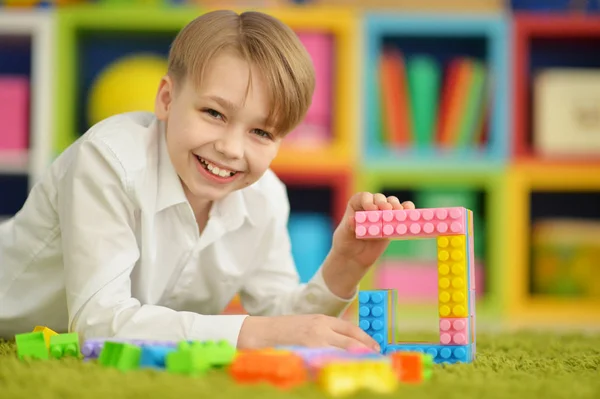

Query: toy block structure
[355,207,476,363]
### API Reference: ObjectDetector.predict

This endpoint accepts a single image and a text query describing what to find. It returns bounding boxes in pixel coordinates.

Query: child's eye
[204,108,223,120]
[252,129,273,140]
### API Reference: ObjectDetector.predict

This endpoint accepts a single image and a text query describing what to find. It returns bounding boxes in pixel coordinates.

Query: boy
[0,10,413,350]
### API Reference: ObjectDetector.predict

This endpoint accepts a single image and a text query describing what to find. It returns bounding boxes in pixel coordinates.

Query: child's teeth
[200,157,234,177]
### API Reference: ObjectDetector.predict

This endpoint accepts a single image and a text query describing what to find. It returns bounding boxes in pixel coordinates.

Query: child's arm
[58,139,248,346]
[236,187,411,350]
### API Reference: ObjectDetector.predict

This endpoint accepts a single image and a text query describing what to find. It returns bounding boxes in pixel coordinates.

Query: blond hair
[168,9,315,136]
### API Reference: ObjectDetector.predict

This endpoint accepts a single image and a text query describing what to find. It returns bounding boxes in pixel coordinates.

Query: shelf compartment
[354,167,507,327]
[513,13,600,163]
[506,163,600,327]
[0,10,53,188]
[362,13,509,168]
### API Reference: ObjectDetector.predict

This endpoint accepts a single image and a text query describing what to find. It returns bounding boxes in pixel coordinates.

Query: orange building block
[229,351,308,389]
[389,352,431,383]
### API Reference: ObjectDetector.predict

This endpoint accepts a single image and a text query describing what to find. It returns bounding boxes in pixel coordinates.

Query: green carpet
[1,332,599,399]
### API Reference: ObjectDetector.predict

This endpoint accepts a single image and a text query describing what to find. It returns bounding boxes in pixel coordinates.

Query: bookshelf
[506,163,600,327]
[362,12,510,169]
[0,11,53,218]
[513,13,600,163]
[508,12,600,328]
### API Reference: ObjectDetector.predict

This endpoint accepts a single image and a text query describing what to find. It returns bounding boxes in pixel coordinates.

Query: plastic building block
[15,332,48,360]
[81,338,178,359]
[0,76,29,151]
[165,341,210,376]
[389,352,433,383]
[358,290,396,347]
[437,235,469,318]
[355,206,476,364]
[194,340,236,368]
[355,207,467,239]
[229,351,308,389]
[49,333,80,359]
[98,342,141,372]
[139,345,176,369]
[384,343,473,364]
[317,359,398,397]
[32,326,58,348]
[440,318,469,345]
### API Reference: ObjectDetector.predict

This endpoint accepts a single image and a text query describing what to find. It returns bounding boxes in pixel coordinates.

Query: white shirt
[0,111,353,345]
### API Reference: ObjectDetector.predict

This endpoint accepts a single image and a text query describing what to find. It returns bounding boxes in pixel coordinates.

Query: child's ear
[155,75,174,120]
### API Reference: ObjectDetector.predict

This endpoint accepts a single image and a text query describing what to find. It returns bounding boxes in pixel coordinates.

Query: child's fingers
[401,201,416,209]
[387,196,403,210]
[373,193,393,210]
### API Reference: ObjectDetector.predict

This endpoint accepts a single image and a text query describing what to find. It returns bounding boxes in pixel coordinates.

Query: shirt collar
[154,118,260,228]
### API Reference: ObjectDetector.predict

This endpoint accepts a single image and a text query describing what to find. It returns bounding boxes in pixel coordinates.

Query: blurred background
[0,0,599,334]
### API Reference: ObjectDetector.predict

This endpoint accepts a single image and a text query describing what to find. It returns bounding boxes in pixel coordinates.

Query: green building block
[98,342,141,372]
[196,340,236,368]
[49,332,80,359]
[15,332,49,360]
[166,341,211,376]
[422,353,434,380]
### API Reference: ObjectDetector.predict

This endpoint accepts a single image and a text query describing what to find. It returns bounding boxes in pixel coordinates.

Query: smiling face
[155,50,282,205]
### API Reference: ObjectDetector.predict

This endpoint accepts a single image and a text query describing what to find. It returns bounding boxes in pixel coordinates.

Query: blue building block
[139,345,176,369]
[358,290,395,349]
[385,343,473,364]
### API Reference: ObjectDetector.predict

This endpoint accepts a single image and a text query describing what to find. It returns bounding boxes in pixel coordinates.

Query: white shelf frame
[0,10,54,189]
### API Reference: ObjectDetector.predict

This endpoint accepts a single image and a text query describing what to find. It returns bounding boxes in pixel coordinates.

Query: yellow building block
[318,360,398,397]
[437,235,469,318]
[32,326,58,348]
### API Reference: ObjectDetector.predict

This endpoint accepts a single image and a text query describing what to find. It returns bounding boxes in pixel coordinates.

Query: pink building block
[286,32,333,144]
[375,260,484,301]
[355,207,467,239]
[0,76,29,150]
[439,318,469,345]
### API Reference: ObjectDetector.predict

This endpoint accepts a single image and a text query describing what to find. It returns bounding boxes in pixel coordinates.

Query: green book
[407,56,441,149]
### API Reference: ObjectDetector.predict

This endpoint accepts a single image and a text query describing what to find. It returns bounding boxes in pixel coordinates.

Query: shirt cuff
[303,267,358,317]
[190,314,249,348]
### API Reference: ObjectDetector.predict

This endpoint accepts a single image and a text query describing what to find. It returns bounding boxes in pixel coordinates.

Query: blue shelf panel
[362,13,510,166]
[76,29,177,135]
[284,183,334,283]
[363,146,506,172]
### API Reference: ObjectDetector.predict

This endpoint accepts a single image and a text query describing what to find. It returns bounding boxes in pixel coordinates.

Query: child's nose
[214,132,244,160]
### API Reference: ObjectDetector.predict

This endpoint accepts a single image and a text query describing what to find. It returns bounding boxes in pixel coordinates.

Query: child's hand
[332,192,415,270]
[237,314,381,352]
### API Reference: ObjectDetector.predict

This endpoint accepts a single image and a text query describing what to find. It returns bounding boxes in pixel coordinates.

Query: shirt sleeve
[238,178,357,318]
[58,138,248,347]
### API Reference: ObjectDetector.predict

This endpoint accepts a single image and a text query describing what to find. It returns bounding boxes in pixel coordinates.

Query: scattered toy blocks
[49,332,80,359]
[389,352,434,383]
[317,359,398,397]
[229,350,308,389]
[32,326,58,348]
[15,332,48,360]
[166,341,211,376]
[97,342,142,372]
